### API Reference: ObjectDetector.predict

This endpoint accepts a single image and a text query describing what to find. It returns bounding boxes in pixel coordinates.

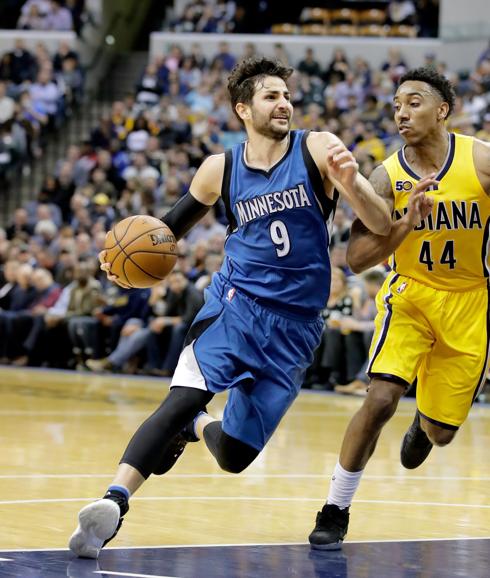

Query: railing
[0,99,110,226]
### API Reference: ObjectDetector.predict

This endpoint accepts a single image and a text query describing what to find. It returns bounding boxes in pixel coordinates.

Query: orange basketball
[104,216,177,288]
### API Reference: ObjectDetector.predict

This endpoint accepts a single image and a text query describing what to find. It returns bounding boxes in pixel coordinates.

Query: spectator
[330,206,352,248]
[186,211,226,245]
[30,260,101,367]
[298,48,322,79]
[210,41,236,72]
[45,0,74,30]
[388,0,417,25]
[0,263,36,361]
[381,48,408,83]
[325,48,349,83]
[334,269,386,396]
[8,39,37,84]
[0,260,19,310]
[7,208,34,240]
[306,267,359,389]
[53,40,79,72]
[476,113,490,141]
[0,81,15,124]
[136,64,163,106]
[8,268,61,365]
[17,3,48,29]
[143,270,203,376]
[29,69,63,129]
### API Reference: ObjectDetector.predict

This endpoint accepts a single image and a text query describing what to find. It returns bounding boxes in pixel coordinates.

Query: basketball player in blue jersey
[309,67,490,550]
[69,57,393,558]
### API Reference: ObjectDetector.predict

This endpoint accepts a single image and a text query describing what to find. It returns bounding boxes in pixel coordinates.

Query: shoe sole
[309,541,343,551]
[69,499,120,559]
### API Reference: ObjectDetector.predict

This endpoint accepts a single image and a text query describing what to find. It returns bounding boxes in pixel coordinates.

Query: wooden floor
[1,366,489,554]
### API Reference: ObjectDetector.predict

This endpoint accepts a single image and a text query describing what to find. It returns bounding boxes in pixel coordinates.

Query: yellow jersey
[383,133,490,291]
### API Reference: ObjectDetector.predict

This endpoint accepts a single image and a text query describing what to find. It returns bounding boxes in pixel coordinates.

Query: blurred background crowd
[0,0,489,398]
[0,0,90,35]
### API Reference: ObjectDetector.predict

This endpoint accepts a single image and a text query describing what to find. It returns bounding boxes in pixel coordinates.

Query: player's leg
[309,274,434,550]
[401,284,489,469]
[203,420,260,473]
[401,285,489,469]
[421,420,457,445]
[69,385,213,558]
[182,408,260,473]
[186,292,324,475]
[309,377,406,549]
[400,411,457,469]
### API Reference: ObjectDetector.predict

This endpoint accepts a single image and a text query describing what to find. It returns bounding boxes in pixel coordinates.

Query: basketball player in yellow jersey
[309,66,490,550]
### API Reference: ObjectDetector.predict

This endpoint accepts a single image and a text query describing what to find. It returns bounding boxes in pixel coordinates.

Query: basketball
[104,215,177,288]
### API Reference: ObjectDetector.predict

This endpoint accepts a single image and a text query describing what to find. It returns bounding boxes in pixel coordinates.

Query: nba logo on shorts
[397,282,408,294]
[226,287,236,302]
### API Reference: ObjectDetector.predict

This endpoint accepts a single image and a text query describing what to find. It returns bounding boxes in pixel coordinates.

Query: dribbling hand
[98,250,132,289]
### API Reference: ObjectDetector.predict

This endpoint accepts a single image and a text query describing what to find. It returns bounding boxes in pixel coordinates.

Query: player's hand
[405,174,437,227]
[326,143,359,192]
[98,250,132,289]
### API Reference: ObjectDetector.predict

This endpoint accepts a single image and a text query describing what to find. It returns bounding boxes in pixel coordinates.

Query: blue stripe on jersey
[220,129,337,316]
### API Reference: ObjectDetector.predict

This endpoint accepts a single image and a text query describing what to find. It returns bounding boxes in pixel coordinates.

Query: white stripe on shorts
[170,340,208,391]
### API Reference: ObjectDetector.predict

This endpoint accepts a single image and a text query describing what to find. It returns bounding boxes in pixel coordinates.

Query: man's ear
[236,102,250,121]
[438,102,449,121]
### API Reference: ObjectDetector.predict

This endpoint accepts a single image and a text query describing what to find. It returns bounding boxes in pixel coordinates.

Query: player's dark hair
[227,57,293,121]
[399,67,456,117]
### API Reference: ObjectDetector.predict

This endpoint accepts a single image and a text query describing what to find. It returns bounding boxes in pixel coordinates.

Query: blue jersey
[220,129,337,316]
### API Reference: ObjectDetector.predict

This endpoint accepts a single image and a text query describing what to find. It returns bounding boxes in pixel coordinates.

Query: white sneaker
[69,499,120,559]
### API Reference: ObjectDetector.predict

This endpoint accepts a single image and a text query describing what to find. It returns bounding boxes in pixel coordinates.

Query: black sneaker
[68,492,129,559]
[309,504,350,550]
[400,411,433,469]
[152,410,207,475]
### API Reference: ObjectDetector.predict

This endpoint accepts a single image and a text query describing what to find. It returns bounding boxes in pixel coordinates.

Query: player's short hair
[227,57,293,120]
[398,67,456,117]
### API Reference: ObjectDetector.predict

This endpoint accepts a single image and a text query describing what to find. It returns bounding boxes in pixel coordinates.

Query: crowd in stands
[166,0,439,38]
[0,38,84,184]
[0,37,489,395]
[0,0,90,35]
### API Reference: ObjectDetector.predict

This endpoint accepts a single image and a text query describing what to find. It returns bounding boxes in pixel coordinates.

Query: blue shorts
[171,274,323,450]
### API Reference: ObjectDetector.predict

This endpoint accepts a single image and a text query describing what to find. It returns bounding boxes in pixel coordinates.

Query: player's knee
[426,427,456,447]
[214,441,259,474]
[216,455,251,474]
[365,386,400,423]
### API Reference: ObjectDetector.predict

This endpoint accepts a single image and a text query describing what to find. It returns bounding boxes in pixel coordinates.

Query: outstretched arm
[101,154,225,287]
[347,168,436,274]
[307,132,391,236]
[326,142,392,236]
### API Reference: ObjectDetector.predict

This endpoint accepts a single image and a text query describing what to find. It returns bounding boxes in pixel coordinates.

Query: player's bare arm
[473,139,490,195]
[347,166,436,273]
[307,131,391,236]
[99,154,225,287]
[187,153,225,206]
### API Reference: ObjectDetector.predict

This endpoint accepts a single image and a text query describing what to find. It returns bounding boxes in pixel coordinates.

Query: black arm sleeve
[161,191,213,240]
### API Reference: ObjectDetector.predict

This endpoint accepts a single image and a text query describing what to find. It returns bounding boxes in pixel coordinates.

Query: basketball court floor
[1,367,488,577]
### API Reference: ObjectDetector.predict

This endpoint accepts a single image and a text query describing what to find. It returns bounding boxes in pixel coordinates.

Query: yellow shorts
[367,273,489,428]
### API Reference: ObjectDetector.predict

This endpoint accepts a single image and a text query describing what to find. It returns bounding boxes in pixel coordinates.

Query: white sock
[327,461,363,509]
